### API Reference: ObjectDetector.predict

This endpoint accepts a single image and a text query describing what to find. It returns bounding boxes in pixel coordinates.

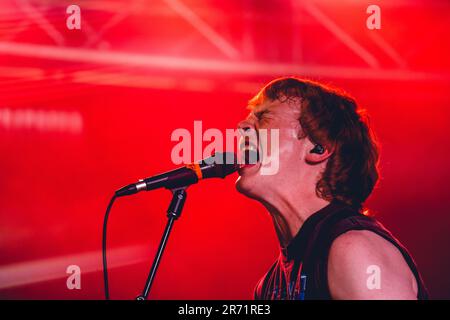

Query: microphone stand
[136,187,187,300]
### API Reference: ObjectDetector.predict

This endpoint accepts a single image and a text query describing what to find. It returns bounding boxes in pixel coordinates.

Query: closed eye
[254,110,269,119]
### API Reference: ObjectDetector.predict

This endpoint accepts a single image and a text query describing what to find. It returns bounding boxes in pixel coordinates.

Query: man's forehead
[247,98,300,113]
[247,100,278,112]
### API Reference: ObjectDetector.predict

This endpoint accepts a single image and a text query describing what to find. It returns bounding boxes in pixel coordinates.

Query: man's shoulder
[329,229,394,264]
[327,229,418,299]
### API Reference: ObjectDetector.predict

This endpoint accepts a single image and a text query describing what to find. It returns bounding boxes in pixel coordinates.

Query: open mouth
[239,140,260,169]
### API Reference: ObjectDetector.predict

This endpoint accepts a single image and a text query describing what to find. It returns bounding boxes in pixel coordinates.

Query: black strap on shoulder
[299,204,358,299]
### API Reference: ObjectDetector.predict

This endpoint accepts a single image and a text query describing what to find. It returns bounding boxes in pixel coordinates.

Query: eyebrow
[254,109,267,117]
[251,103,270,113]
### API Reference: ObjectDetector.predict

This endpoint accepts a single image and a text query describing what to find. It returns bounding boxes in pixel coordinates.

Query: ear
[305,140,334,164]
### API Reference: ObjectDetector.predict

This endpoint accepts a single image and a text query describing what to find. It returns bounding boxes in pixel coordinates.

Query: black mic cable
[102,194,117,300]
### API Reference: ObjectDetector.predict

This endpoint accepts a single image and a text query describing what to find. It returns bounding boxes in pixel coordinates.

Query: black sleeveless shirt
[253,200,429,300]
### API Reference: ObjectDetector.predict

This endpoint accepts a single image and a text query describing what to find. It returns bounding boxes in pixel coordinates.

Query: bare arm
[327,230,418,300]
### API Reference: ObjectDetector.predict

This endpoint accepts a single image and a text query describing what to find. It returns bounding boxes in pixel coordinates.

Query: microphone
[115,152,238,197]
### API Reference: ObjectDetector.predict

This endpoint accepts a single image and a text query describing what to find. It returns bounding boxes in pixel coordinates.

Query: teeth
[242,145,257,152]
[241,148,259,165]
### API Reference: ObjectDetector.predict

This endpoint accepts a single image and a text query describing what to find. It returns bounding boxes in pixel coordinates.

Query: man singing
[236,77,428,300]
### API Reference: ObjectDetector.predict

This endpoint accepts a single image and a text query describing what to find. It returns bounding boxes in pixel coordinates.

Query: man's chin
[235,176,260,200]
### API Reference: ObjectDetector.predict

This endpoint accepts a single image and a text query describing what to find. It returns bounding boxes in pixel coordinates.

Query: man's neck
[261,193,330,248]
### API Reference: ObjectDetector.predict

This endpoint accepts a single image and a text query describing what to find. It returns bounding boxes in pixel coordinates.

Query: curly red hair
[249,77,380,208]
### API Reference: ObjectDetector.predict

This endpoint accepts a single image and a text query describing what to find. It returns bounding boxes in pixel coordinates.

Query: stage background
[0,0,449,299]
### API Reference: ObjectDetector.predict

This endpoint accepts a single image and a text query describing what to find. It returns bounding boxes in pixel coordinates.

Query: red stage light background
[0,0,449,299]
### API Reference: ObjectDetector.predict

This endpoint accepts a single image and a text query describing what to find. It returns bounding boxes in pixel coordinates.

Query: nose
[237,118,254,134]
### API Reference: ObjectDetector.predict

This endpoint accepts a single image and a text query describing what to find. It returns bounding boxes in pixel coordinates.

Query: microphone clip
[167,187,187,220]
